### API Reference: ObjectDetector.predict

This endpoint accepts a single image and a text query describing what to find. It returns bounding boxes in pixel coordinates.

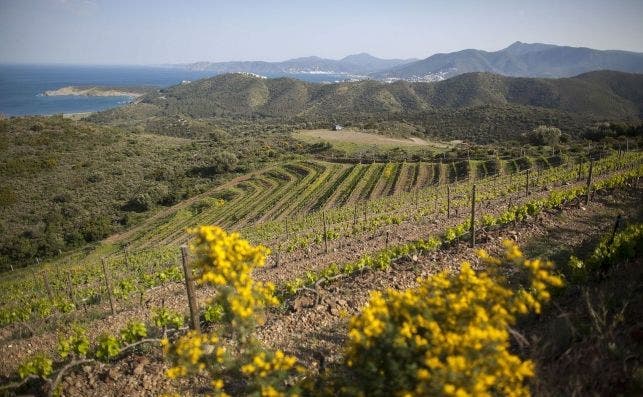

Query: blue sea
[0,64,358,116]
[0,64,219,116]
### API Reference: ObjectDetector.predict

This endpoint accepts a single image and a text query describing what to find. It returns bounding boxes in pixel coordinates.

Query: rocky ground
[0,172,588,377]
[1,184,641,396]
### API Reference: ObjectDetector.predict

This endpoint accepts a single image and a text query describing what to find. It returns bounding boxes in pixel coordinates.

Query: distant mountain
[174,53,417,77]
[340,53,418,73]
[374,42,643,81]
[91,70,643,124]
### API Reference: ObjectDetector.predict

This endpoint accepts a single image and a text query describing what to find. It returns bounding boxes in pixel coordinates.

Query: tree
[528,125,562,146]
[213,151,238,172]
[124,193,153,212]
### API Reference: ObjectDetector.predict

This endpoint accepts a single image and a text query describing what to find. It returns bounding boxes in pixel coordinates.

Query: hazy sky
[1,0,643,65]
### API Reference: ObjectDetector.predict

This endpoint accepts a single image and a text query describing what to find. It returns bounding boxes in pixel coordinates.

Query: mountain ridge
[174,53,418,76]
[375,42,643,81]
[170,43,643,82]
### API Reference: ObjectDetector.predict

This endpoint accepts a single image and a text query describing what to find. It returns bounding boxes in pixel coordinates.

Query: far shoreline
[62,111,95,120]
[42,85,154,98]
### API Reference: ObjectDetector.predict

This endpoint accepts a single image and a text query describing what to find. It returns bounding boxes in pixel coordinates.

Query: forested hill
[90,70,643,123]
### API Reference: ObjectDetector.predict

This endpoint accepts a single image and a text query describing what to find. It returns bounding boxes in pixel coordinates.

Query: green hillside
[86,71,643,145]
[90,71,643,127]
[0,116,291,268]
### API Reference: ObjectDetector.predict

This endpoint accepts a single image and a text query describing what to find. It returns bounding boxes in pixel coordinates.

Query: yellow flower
[503,239,523,261]
[261,385,283,397]
[165,366,187,379]
[346,241,563,396]
[240,363,255,375]
[164,226,300,396]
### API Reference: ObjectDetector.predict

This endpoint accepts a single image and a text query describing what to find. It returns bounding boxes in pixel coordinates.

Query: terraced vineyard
[124,160,454,250]
[119,155,567,248]
[1,147,642,397]
[1,151,640,333]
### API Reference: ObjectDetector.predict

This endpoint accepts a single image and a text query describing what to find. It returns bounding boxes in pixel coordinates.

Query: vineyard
[104,152,574,249]
[5,4,643,394]
[0,149,642,396]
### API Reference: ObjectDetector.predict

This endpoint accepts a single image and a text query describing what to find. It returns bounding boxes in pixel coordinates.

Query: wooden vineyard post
[66,271,76,306]
[525,169,530,196]
[385,231,389,249]
[446,185,451,218]
[353,204,358,228]
[43,272,54,301]
[100,258,115,316]
[585,159,594,205]
[363,202,367,223]
[470,184,476,248]
[274,250,281,268]
[30,268,38,291]
[322,211,328,253]
[55,251,63,282]
[180,245,200,332]
[285,218,290,241]
[608,214,622,246]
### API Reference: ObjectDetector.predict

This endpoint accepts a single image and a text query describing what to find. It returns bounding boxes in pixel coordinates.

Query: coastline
[62,111,94,120]
[42,86,150,98]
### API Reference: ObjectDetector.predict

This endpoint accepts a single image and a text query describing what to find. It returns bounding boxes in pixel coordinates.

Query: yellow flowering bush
[164,226,301,396]
[344,240,563,397]
[191,225,278,335]
[240,350,302,396]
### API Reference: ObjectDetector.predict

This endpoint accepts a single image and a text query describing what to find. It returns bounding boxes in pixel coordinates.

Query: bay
[0,64,360,116]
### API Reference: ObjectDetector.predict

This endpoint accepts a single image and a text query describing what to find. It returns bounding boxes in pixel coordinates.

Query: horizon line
[2,40,643,68]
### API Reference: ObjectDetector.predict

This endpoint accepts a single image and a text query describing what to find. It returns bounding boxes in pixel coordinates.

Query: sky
[1,0,643,65]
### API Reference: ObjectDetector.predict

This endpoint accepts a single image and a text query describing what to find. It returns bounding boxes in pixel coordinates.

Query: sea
[0,64,359,116]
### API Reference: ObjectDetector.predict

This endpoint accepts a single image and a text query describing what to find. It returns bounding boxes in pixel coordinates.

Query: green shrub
[120,321,147,344]
[18,354,52,379]
[95,334,121,360]
[58,324,90,359]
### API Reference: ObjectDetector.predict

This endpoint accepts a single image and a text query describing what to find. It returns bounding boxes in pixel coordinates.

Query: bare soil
[2,184,640,396]
[295,129,438,147]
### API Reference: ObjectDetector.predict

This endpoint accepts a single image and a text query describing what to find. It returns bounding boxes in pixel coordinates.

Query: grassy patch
[293,129,456,155]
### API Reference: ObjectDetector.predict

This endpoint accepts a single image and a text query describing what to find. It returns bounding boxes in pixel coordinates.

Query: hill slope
[0,116,289,268]
[374,42,643,81]
[91,70,643,123]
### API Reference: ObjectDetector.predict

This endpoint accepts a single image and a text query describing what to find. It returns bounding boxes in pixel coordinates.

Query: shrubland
[0,116,295,269]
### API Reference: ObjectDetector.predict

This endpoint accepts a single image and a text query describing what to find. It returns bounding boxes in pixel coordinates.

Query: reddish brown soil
[1,183,640,396]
